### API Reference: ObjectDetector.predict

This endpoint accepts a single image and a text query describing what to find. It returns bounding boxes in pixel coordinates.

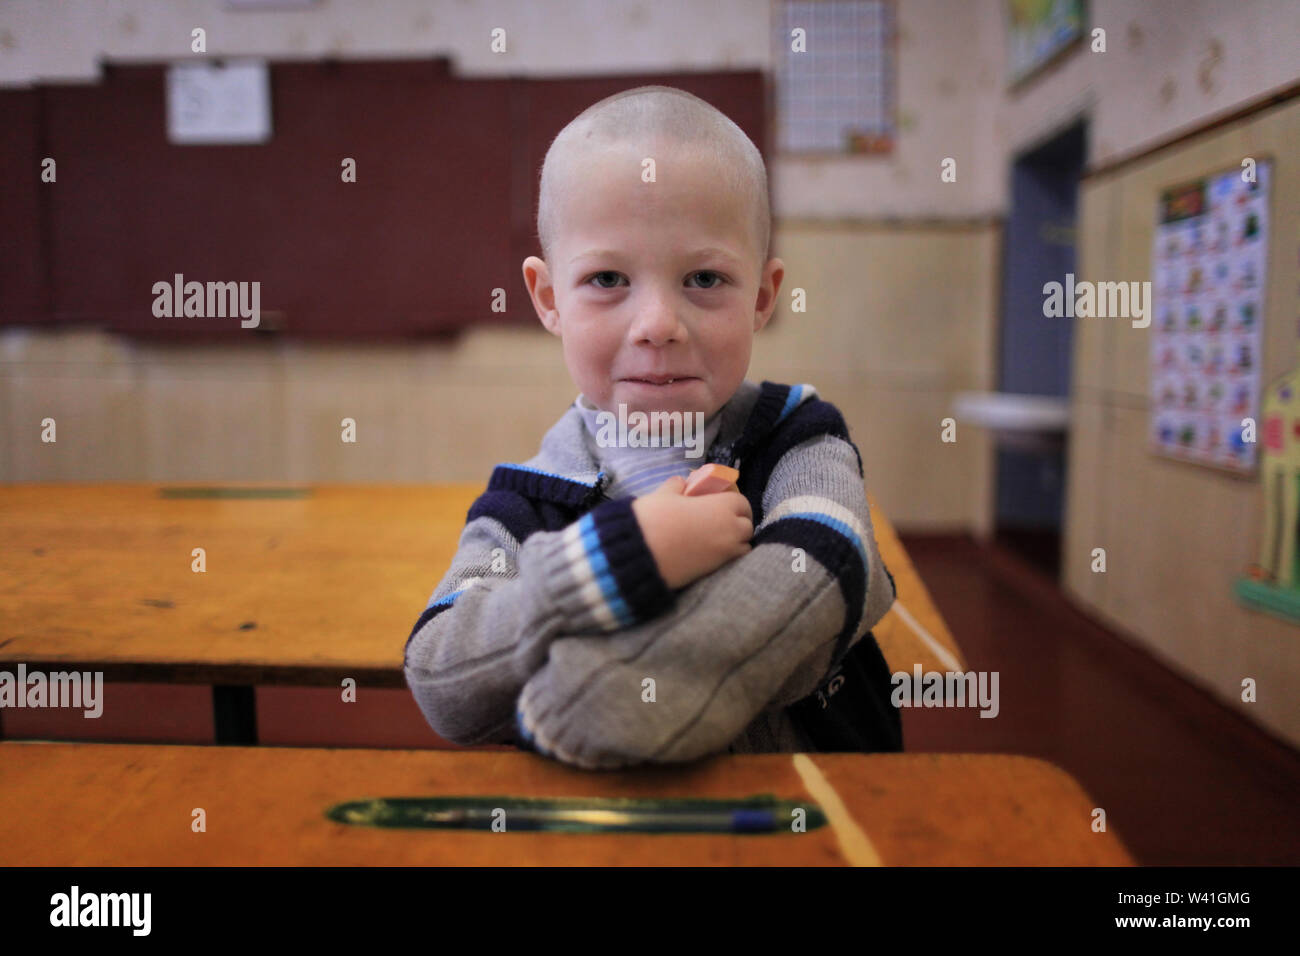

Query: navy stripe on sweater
[754,516,867,671]
[404,599,455,656]
[583,498,676,625]
[486,463,604,509]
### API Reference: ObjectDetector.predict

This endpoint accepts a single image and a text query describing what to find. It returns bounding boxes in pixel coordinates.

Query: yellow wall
[1065,97,1300,747]
[754,221,998,533]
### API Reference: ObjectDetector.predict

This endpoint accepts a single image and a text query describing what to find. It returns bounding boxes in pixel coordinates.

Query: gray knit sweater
[403,380,897,769]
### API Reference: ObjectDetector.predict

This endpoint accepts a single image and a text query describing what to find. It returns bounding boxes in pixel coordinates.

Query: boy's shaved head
[537,85,770,269]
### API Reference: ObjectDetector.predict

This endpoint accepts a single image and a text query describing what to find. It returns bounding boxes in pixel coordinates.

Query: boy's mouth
[622,375,698,387]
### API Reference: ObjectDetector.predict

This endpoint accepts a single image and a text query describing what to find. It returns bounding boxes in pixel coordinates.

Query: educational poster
[1150,160,1271,474]
[1005,0,1086,86]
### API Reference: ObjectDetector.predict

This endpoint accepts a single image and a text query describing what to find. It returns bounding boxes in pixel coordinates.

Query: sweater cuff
[537,498,674,633]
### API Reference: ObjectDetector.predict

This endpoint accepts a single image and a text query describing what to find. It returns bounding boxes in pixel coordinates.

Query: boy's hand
[631,475,753,590]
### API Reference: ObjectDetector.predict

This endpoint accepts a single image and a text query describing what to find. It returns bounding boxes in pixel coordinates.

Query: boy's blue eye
[687,271,724,289]
[584,270,726,289]
[589,271,625,289]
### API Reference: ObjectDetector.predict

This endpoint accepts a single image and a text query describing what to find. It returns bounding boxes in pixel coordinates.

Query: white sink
[953,392,1070,451]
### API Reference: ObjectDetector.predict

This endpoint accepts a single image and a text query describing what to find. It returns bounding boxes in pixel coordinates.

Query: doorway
[995,120,1087,578]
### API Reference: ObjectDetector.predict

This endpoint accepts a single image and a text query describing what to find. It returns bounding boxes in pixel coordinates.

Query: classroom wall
[1064,96,1300,749]
[990,0,1300,176]
[0,0,999,531]
[0,221,999,534]
[974,0,1300,747]
[0,0,1002,216]
[3,0,1296,543]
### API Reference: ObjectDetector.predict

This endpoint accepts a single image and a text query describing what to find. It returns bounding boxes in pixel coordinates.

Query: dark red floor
[897,533,1300,866]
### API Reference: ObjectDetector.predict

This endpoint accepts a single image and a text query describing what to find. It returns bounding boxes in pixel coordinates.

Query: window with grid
[773,0,895,154]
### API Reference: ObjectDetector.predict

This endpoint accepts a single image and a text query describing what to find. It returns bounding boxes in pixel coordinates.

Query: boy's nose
[629,294,686,345]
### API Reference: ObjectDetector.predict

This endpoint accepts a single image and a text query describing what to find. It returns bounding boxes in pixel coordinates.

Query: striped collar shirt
[574,393,724,500]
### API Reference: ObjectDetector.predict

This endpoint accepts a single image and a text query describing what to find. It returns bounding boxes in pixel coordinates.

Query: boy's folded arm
[516,430,897,769]
[403,495,676,746]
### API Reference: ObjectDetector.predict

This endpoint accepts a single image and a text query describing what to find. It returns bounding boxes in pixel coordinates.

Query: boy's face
[523,143,783,419]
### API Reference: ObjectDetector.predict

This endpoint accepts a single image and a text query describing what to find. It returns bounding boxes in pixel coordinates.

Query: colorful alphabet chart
[1150,160,1271,474]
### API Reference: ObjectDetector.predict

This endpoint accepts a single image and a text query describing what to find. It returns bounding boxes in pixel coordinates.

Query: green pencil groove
[325,795,827,834]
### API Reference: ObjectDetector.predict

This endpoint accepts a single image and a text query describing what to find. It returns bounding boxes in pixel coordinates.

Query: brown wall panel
[0,88,49,324]
[9,63,765,341]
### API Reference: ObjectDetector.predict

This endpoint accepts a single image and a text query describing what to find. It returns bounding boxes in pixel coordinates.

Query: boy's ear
[752,257,784,333]
[522,256,561,336]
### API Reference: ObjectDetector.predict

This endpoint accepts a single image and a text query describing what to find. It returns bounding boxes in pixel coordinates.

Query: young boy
[404,86,900,769]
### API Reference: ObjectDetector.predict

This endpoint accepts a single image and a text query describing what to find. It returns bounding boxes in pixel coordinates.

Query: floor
[897,533,1300,866]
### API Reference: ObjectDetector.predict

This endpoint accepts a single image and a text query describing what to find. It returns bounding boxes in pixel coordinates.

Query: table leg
[212,685,258,745]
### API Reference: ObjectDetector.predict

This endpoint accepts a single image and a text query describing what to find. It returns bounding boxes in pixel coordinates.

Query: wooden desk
[866,492,967,672]
[0,742,1132,865]
[0,484,965,743]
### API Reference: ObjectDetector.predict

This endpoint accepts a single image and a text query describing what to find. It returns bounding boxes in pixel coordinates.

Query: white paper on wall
[166,60,272,145]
